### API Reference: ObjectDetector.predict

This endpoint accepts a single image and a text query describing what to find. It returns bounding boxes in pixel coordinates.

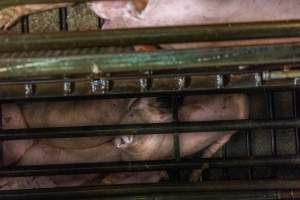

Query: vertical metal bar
[246,130,253,180]
[267,91,277,178]
[170,96,181,181]
[21,16,29,33]
[268,92,277,155]
[172,96,181,161]
[59,7,68,31]
[98,17,105,29]
[293,89,300,154]
[0,104,2,166]
[222,142,228,180]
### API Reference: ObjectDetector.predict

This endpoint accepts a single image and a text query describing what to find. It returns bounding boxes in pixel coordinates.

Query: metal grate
[1,2,300,200]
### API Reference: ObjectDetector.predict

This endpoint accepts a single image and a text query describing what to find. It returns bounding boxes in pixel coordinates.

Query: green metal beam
[0,43,300,80]
[1,21,300,52]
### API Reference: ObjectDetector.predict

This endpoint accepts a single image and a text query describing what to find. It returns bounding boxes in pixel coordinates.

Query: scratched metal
[0,44,300,80]
[1,21,300,52]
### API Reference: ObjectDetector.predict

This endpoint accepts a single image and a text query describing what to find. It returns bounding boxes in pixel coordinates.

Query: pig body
[0,100,131,190]
[0,95,248,189]
[0,98,173,190]
[115,95,248,160]
[1,0,300,31]
[89,0,300,49]
[113,95,248,181]
[2,99,130,165]
[92,0,300,29]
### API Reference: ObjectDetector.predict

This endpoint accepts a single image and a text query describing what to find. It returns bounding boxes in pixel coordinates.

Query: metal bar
[267,92,278,179]
[170,96,181,181]
[172,96,181,161]
[1,43,300,80]
[246,130,253,180]
[2,21,300,52]
[222,141,229,180]
[59,8,68,31]
[1,156,300,177]
[0,191,294,200]
[0,105,2,166]
[0,71,299,102]
[267,92,277,156]
[1,119,300,140]
[21,16,29,33]
[263,70,300,80]
[0,84,299,103]
[1,180,300,200]
[293,89,300,153]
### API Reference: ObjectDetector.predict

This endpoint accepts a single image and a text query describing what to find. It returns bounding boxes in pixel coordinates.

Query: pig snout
[114,135,134,149]
[114,98,173,149]
[114,98,173,161]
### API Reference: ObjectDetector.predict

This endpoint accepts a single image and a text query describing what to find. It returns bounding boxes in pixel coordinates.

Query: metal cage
[1,1,300,199]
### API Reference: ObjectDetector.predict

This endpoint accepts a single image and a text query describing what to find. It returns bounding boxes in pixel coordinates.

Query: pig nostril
[122,136,134,145]
[114,136,134,149]
[125,135,134,144]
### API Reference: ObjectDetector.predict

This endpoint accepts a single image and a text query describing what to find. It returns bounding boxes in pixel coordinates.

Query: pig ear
[127,98,139,110]
[128,98,155,110]
[88,1,129,20]
[131,0,149,13]
[160,112,173,122]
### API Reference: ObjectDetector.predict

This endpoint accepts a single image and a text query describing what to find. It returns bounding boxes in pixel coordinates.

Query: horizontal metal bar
[0,119,299,140]
[263,69,300,80]
[1,43,300,80]
[0,83,299,103]
[1,180,300,199]
[2,21,300,52]
[0,191,292,200]
[0,75,299,102]
[1,156,299,177]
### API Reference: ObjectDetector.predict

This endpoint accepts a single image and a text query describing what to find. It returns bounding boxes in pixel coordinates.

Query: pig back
[7,99,131,149]
[178,94,249,157]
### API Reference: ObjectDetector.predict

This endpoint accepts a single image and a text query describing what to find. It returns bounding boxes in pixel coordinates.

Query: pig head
[115,94,249,162]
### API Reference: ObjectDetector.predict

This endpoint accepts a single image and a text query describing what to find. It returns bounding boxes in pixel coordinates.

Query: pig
[2,99,131,165]
[114,94,249,181]
[1,0,300,51]
[91,0,300,28]
[90,0,300,50]
[0,94,248,188]
[0,99,131,190]
[0,98,172,190]
[1,0,300,31]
